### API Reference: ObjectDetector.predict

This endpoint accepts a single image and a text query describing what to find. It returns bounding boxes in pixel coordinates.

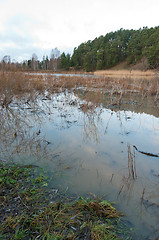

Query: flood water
[1,77,159,239]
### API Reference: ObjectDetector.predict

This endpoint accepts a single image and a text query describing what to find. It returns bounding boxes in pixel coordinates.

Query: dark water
[1,89,159,239]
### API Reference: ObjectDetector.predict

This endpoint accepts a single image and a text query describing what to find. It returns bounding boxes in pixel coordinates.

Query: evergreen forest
[68,26,159,71]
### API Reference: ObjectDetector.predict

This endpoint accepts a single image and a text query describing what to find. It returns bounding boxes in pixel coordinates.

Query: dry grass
[94,69,156,79]
[1,70,159,110]
[0,71,44,94]
[0,71,46,107]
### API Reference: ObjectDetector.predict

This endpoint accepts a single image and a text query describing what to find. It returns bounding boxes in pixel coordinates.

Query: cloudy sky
[0,0,158,61]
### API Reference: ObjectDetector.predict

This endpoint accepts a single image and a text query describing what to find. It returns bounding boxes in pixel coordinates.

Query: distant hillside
[70,27,159,71]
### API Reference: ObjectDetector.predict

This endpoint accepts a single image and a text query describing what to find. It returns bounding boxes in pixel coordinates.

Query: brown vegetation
[0,70,159,110]
[94,69,155,78]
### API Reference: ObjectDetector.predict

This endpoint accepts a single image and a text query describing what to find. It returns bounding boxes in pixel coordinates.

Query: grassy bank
[0,162,134,239]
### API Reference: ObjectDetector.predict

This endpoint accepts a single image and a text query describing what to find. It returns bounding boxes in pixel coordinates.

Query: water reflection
[79,104,102,142]
[27,72,96,78]
[0,95,54,162]
[1,90,159,239]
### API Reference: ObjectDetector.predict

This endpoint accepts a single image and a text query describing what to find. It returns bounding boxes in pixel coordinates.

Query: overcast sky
[0,0,158,61]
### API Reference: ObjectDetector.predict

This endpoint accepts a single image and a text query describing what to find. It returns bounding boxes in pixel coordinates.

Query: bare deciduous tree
[50,48,60,71]
[31,53,38,71]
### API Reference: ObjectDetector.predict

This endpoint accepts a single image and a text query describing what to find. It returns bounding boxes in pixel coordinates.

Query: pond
[26,72,96,78]
[1,76,159,239]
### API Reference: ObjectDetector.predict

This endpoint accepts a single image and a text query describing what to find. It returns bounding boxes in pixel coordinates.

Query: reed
[127,144,137,180]
[118,144,137,196]
[1,70,159,109]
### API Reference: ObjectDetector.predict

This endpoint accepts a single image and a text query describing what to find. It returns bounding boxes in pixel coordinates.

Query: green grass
[0,163,134,239]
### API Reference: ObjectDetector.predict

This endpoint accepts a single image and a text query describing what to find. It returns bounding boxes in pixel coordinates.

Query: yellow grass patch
[94,69,156,79]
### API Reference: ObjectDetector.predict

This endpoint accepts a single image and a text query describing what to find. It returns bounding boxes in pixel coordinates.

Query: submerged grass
[1,70,159,105]
[0,70,159,120]
[0,162,134,240]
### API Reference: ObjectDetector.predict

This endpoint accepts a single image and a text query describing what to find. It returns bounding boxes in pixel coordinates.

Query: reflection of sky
[101,110,159,152]
[2,92,159,238]
[40,94,159,238]
[36,92,159,165]
[36,94,159,190]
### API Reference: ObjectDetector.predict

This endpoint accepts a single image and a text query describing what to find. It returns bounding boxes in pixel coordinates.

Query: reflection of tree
[104,111,113,134]
[0,97,51,162]
[79,103,102,142]
[118,144,137,203]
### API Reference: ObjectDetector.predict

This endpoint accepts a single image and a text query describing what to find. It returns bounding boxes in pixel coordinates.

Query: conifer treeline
[69,26,159,71]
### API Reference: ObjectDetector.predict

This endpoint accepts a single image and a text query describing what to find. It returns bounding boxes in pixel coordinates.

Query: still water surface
[1,90,159,239]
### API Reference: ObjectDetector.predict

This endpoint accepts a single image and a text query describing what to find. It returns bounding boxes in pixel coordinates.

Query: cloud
[0,14,42,60]
[0,0,159,61]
